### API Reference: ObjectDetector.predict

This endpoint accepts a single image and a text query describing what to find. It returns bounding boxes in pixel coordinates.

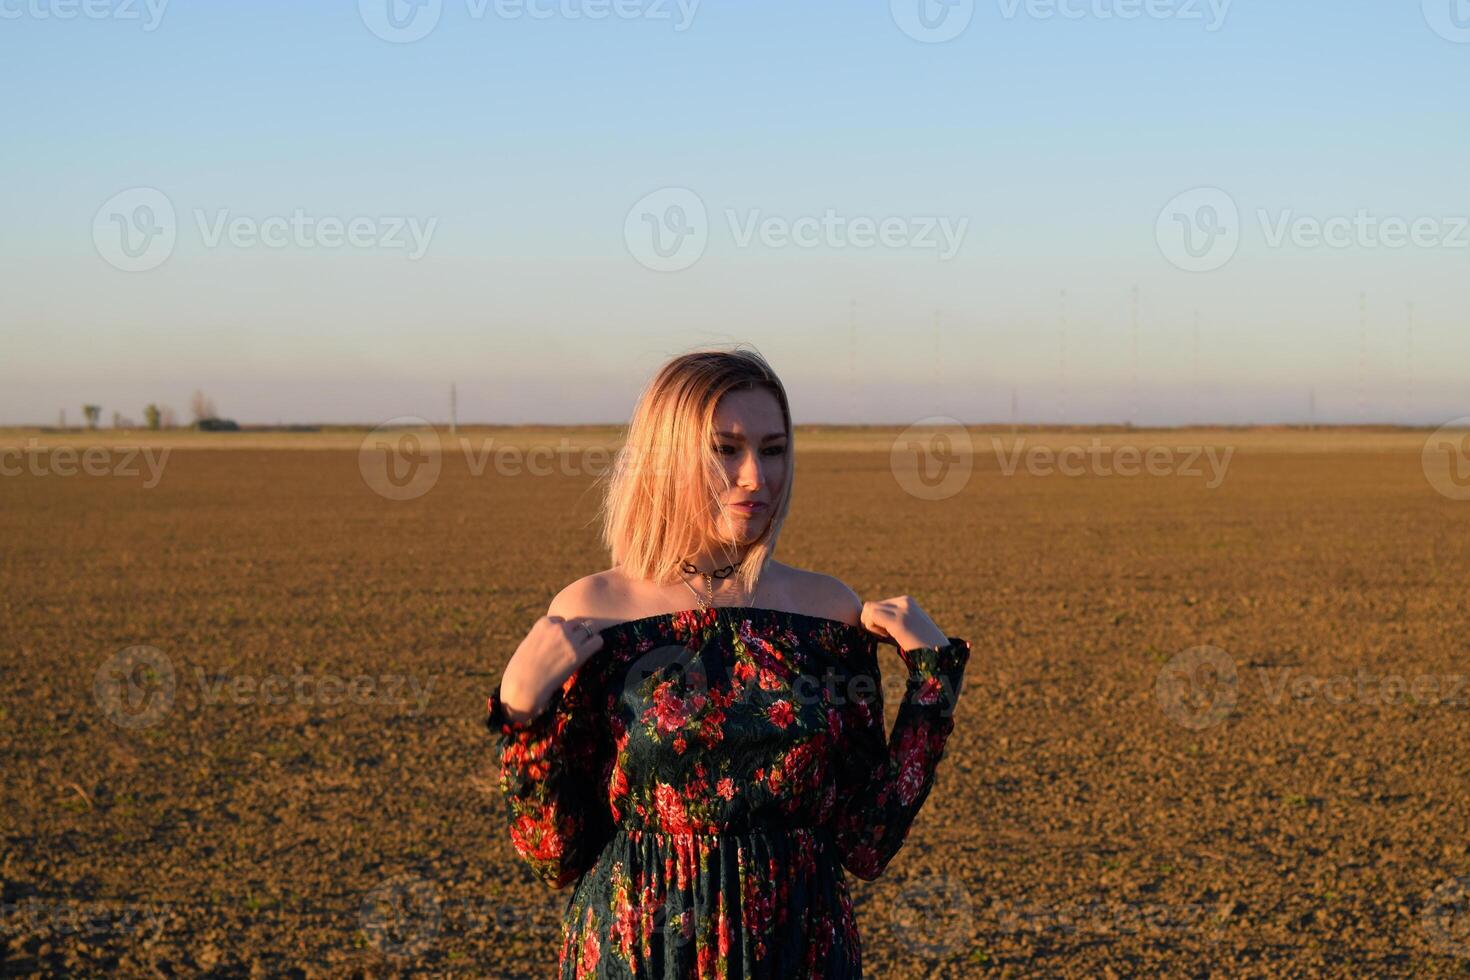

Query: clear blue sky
[2,0,1466,425]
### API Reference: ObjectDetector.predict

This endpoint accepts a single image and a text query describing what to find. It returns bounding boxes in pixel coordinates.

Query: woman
[485,347,971,978]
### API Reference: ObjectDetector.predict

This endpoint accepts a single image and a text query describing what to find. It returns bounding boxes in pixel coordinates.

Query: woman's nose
[737,450,762,489]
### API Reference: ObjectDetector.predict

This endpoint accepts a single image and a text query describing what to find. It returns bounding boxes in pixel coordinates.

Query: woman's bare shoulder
[546,568,631,621]
[765,561,863,627]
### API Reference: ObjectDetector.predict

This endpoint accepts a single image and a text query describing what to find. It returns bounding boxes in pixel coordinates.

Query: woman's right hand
[498,615,605,724]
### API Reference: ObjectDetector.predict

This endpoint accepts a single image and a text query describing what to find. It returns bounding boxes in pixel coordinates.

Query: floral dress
[484,605,971,979]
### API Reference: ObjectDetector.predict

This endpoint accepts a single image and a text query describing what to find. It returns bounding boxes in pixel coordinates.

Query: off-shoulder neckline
[596,605,869,638]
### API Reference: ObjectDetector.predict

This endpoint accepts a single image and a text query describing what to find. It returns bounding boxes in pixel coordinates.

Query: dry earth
[2,427,1468,977]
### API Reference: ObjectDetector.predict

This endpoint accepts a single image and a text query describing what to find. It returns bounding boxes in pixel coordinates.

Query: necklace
[679,559,738,611]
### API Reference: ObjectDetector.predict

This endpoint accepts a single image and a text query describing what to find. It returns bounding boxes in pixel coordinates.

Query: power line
[933,309,942,403]
[1405,301,1415,423]
[1057,288,1069,424]
[1358,292,1367,422]
[1192,309,1201,426]
[1130,284,1140,426]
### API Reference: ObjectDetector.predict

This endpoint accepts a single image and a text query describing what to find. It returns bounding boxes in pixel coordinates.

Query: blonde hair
[601,346,794,596]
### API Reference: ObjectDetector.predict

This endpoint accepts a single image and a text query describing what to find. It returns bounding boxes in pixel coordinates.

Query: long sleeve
[831,634,971,881]
[484,662,615,890]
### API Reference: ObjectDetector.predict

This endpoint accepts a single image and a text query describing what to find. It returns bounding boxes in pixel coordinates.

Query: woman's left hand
[860,595,949,651]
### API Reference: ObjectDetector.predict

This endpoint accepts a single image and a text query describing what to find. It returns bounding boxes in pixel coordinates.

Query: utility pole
[1192,309,1201,427]
[1405,301,1415,424]
[933,309,941,393]
[848,299,857,422]
[1130,284,1140,428]
[1358,292,1367,423]
[1058,288,1069,426]
[449,382,458,437]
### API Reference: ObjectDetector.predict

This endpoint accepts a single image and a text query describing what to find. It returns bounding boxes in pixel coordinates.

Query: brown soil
[1,435,1467,977]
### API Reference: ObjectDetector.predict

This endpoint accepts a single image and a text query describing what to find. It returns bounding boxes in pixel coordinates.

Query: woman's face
[708,387,788,548]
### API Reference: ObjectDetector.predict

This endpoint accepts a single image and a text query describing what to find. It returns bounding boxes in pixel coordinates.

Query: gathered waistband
[614,823,834,842]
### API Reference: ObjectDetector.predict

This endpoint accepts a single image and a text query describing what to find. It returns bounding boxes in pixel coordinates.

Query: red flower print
[698,710,725,748]
[826,706,843,736]
[575,917,601,979]
[897,753,926,806]
[737,620,764,650]
[655,782,691,833]
[766,766,784,793]
[718,896,732,957]
[844,843,880,879]
[817,782,836,818]
[510,812,565,862]
[485,610,970,976]
[652,686,689,734]
[783,741,821,790]
[733,659,756,687]
[612,891,637,960]
[671,607,716,638]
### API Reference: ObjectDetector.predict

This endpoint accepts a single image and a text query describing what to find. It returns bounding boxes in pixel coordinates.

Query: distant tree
[144,404,161,430]
[82,405,101,429]
[190,390,218,422]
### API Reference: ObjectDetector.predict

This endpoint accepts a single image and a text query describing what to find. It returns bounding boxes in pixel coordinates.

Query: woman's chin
[713,521,767,548]
[729,522,769,545]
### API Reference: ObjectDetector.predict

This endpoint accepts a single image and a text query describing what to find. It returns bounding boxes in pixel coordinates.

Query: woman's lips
[729,501,768,515]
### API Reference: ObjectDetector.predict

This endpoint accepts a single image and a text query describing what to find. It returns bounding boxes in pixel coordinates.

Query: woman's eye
[715,444,737,456]
[761,445,787,457]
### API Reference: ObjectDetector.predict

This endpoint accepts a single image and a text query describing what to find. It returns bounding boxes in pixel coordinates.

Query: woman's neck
[683,543,745,573]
